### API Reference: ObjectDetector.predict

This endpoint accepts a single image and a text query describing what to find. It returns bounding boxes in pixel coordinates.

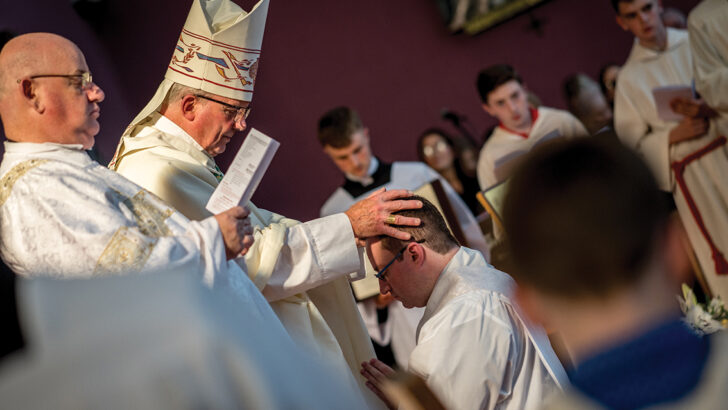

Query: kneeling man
[361,197,567,409]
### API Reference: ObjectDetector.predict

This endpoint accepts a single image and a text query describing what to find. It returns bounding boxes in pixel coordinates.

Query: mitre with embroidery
[114,0,269,148]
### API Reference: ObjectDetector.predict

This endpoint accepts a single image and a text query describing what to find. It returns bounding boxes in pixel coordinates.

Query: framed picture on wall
[436,0,551,35]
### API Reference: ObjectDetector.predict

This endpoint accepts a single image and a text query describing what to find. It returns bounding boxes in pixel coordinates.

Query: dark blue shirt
[568,319,710,409]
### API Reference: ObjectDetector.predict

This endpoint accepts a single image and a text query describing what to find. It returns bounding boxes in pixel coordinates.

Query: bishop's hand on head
[344,188,422,247]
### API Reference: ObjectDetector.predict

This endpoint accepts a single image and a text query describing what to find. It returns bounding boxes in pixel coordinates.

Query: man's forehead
[324,130,367,155]
[488,80,524,102]
[211,93,250,107]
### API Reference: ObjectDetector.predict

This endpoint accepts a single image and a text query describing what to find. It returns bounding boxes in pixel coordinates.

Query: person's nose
[379,279,391,295]
[233,115,247,132]
[86,82,105,103]
[638,11,650,24]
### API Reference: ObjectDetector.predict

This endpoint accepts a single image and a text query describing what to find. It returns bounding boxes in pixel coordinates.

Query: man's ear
[482,103,495,117]
[615,15,629,31]
[180,94,198,121]
[408,242,425,266]
[19,78,42,112]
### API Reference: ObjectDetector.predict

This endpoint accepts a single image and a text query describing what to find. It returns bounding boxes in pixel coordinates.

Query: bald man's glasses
[195,94,251,122]
[25,72,93,91]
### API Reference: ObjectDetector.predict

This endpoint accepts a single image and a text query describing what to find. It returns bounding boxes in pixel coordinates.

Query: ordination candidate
[361,197,567,410]
[108,0,419,405]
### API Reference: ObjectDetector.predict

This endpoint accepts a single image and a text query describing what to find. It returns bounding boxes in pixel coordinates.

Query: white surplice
[615,27,728,299]
[109,113,380,408]
[0,271,367,409]
[409,247,568,410]
[476,106,587,190]
[614,28,693,192]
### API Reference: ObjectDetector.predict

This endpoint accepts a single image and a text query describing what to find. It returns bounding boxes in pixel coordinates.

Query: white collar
[154,114,206,152]
[345,157,379,186]
[3,141,86,154]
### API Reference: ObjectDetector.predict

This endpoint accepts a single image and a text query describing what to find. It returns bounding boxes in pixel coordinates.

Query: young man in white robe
[360,196,567,410]
[317,106,490,370]
[505,136,728,409]
[107,1,419,404]
[475,64,586,190]
[612,0,728,300]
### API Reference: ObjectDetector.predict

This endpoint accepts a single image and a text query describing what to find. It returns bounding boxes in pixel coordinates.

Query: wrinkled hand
[345,188,422,246]
[669,116,710,145]
[214,206,254,260]
[360,358,397,409]
[670,97,717,119]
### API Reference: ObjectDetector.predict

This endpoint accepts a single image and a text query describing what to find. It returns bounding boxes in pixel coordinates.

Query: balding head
[0,33,104,148]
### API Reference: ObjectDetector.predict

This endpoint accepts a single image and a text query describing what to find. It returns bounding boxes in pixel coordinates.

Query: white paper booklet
[652,85,694,122]
[206,128,280,214]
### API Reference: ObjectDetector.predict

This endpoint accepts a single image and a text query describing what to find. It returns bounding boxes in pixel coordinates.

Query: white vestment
[110,113,380,407]
[615,27,728,299]
[0,142,227,284]
[409,247,568,410]
[476,106,587,190]
[614,28,693,192]
[689,0,728,114]
[0,272,366,409]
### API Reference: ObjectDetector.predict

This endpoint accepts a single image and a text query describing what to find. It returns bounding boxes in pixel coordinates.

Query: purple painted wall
[1,0,699,221]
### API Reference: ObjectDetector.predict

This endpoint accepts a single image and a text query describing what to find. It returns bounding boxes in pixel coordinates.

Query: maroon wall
[1,0,699,221]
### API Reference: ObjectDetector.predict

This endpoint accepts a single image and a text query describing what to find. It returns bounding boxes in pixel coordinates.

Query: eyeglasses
[23,72,94,91]
[195,94,251,122]
[423,140,450,157]
[374,239,426,282]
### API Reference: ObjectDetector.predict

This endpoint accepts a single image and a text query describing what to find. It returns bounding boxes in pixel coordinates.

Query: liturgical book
[206,128,279,214]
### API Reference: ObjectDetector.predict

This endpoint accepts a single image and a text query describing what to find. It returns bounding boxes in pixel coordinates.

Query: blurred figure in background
[417,128,483,215]
[598,63,621,107]
[662,6,687,29]
[563,73,613,135]
[0,272,367,409]
[612,0,728,300]
[505,137,728,409]
[475,63,586,190]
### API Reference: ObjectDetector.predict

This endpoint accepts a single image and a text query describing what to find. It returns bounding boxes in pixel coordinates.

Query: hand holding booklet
[652,85,694,122]
[206,128,280,214]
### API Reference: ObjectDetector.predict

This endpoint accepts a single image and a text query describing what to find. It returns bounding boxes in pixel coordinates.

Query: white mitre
[112,0,269,159]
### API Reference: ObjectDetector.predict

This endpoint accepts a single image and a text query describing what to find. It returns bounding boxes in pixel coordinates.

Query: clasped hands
[668,96,717,145]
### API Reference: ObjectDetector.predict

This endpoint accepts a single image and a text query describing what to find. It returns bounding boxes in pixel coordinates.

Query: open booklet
[206,128,280,214]
[652,84,694,122]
